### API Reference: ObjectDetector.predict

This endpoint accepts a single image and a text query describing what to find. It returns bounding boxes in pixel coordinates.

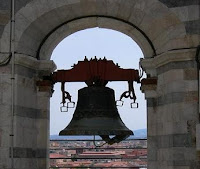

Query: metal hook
[118,81,138,108]
[60,82,75,112]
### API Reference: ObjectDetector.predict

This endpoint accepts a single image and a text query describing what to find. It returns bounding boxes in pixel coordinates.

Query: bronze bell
[59,86,133,144]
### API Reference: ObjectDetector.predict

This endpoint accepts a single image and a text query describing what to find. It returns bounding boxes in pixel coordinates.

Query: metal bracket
[60,82,75,112]
[39,58,141,110]
[118,81,138,108]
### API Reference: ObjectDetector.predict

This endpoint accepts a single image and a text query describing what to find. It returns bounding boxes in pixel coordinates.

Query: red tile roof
[50,153,67,158]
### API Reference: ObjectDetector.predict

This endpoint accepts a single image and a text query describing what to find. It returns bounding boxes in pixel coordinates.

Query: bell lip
[59,130,134,136]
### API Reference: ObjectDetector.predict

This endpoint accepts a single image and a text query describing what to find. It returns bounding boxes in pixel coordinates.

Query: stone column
[141,77,158,169]
[141,49,200,169]
[0,54,13,169]
[35,69,54,169]
[0,53,55,169]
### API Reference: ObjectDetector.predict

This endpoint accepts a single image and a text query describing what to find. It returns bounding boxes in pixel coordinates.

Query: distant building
[76,151,125,162]
[50,153,68,165]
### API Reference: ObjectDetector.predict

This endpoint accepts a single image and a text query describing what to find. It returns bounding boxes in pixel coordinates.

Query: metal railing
[49,167,147,169]
[49,138,147,169]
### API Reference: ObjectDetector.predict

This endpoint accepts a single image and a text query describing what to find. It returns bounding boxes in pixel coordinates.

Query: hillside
[50,128,147,140]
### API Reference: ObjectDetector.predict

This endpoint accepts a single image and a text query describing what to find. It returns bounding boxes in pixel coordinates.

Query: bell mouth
[59,129,133,145]
[59,117,134,136]
[59,129,133,136]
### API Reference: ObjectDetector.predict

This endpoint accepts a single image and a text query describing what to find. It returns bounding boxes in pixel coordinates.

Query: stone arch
[0,0,188,60]
[39,16,155,60]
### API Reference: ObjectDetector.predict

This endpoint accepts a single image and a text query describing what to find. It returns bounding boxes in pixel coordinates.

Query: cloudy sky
[50,28,147,135]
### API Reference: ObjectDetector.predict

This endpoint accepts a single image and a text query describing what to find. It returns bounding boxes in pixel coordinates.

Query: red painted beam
[52,58,140,83]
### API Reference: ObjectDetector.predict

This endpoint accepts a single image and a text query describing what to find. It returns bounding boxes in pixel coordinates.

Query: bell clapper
[93,135,107,148]
[93,134,131,148]
[100,135,130,145]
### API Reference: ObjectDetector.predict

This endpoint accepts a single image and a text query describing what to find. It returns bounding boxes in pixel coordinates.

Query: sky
[50,28,147,135]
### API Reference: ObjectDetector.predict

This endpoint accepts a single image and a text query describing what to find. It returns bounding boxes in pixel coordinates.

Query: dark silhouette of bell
[59,86,133,144]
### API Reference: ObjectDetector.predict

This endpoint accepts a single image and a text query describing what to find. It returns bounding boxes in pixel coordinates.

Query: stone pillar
[141,77,158,169]
[0,54,13,169]
[141,49,200,169]
[0,54,55,169]
[35,71,54,169]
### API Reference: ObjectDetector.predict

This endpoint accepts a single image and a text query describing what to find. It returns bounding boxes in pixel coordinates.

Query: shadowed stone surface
[0,1,11,10]
[157,61,197,75]
[13,147,47,158]
[14,106,49,119]
[185,19,200,34]
[15,0,33,12]
[0,25,4,37]
[159,0,200,8]
[0,0,33,11]
[15,65,36,78]
[147,91,198,107]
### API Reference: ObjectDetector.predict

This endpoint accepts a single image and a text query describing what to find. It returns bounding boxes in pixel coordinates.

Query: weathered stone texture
[0,56,53,169]
[159,0,200,8]
[144,47,199,168]
[183,68,198,80]
[185,19,200,34]
[149,133,193,148]
[170,5,200,22]
[14,106,48,119]
[116,0,136,20]
[157,61,197,75]
[0,0,33,11]
[0,128,2,147]
[197,124,200,150]
[15,0,33,12]
[0,10,10,25]
[147,92,198,107]
[0,25,4,37]
[13,147,47,158]
[0,1,11,10]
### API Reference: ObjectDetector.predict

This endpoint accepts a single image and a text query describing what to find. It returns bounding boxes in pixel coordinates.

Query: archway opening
[49,27,147,168]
